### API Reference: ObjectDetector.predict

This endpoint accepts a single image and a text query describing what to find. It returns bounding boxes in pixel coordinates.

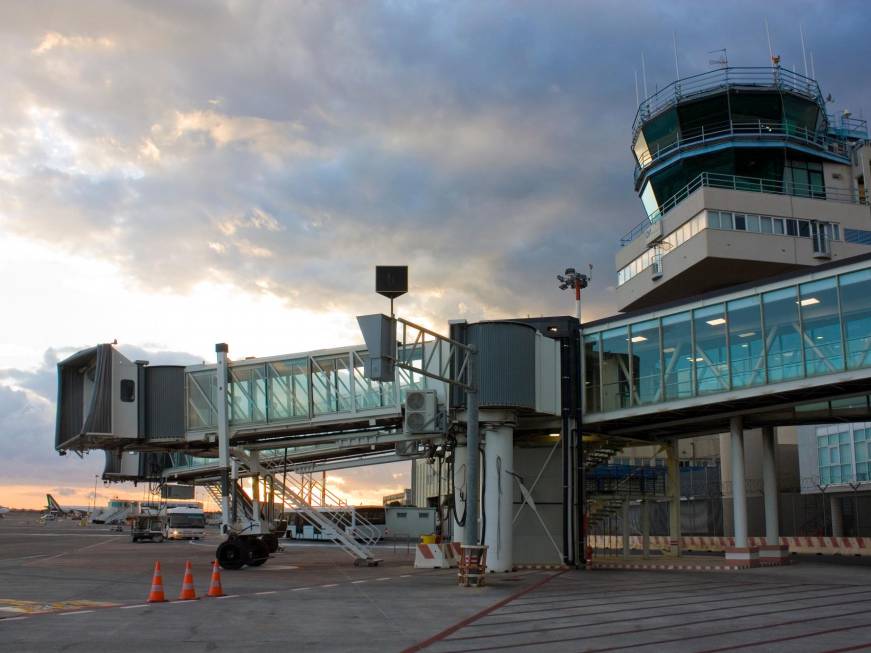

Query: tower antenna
[641,52,649,99]
[634,69,640,107]
[672,32,681,79]
[800,24,809,77]
[765,18,774,64]
[810,50,816,80]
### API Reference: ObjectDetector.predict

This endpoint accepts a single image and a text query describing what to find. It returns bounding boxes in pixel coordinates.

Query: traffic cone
[207,560,226,597]
[177,560,198,600]
[147,561,168,603]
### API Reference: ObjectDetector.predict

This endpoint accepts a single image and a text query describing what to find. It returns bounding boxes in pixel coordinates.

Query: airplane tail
[46,494,66,514]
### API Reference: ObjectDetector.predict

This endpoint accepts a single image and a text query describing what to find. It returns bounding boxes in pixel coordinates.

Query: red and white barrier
[414,542,463,569]
[587,534,871,556]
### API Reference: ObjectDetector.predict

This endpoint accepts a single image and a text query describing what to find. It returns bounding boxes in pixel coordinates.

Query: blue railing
[620,171,863,246]
[632,66,824,138]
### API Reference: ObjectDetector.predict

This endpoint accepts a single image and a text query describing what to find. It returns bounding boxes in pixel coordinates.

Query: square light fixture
[630,336,647,343]
[799,297,820,306]
[706,318,727,326]
[738,331,756,338]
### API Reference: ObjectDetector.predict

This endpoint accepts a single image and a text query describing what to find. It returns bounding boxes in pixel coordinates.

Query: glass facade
[186,348,431,430]
[817,423,871,485]
[585,262,871,414]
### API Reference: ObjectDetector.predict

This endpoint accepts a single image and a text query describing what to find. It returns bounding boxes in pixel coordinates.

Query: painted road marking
[120,604,149,609]
[352,580,367,584]
[400,574,412,578]
[377,577,391,581]
[216,595,239,600]
[58,610,95,616]
[255,591,277,595]
[292,587,311,592]
[320,584,338,588]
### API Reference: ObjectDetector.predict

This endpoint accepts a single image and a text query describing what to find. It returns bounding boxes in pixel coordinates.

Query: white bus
[161,505,206,540]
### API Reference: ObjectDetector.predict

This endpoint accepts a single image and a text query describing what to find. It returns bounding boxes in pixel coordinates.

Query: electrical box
[404,390,439,434]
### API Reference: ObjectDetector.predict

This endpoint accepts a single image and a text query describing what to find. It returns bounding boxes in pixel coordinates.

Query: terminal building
[54,63,871,570]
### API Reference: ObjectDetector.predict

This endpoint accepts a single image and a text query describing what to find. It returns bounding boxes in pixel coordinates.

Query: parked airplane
[0,506,9,518]
[42,494,88,520]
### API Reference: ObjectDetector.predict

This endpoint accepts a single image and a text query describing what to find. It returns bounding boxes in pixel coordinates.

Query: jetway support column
[666,440,681,557]
[482,410,516,573]
[216,343,231,534]
[760,426,788,563]
[251,450,262,534]
[726,416,758,567]
[451,440,467,545]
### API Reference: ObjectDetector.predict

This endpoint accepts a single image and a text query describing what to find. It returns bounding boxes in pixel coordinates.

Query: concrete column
[451,442,468,545]
[482,413,515,572]
[761,427,779,545]
[622,498,631,558]
[831,495,844,537]
[641,500,650,558]
[666,440,681,556]
[215,343,231,534]
[730,417,748,548]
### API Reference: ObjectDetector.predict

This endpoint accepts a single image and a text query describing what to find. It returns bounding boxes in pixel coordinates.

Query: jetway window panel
[630,319,662,406]
[353,351,394,410]
[311,355,352,416]
[186,370,218,429]
[693,305,729,395]
[763,287,805,384]
[267,358,309,421]
[120,379,135,402]
[601,327,630,411]
[583,334,601,413]
[839,269,871,371]
[800,278,844,377]
[727,297,765,389]
[397,347,426,402]
[229,364,267,425]
[662,311,694,401]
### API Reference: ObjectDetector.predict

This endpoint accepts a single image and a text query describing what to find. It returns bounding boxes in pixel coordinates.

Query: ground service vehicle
[161,506,206,540]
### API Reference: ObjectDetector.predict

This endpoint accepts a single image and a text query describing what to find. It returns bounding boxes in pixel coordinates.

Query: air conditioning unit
[650,256,663,281]
[404,390,438,434]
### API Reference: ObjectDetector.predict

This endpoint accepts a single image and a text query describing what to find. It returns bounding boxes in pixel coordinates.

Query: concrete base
[758,544,790,565]
[724,546,760,568]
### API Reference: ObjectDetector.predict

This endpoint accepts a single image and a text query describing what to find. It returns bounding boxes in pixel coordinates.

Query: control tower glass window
[763,287,804,383]
[693,305,728,395]
[840,269,871,370]
[601,327,630,411]
[800,278,844,377]
[630,319,661,406]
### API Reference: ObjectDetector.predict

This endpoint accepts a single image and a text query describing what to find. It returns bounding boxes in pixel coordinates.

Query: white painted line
[320,584,338,588]
[1,617,28,621]
[292,587,311,592]
[351,580,366,584]
[255,591,277,595]
[399,574,412,578]
[376,577,391,581]
[216,595,239,600]
[59,610,95,616]
[120,604,149,610]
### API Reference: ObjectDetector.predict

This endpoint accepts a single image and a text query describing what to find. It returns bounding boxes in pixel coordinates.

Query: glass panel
[734,214,746,230]
[832,466,842,483]
[631,319,662,405]
[584,334,601,413]
[798,220,811,238]
[397,345,426,401]
[267,358,309,421]
[353,351,393,410]
[694,304,729,394]
[229,364,267,425]
[840,444,853,464]
[773,218,785,235]
[760,216,772,234]
[840,269,871,370]
[819,446,830,466]
[728,296,764,388]
[186,370,217,429]
[601,327,630,411]
[662,312,694,401]
[763,287,804,383]
[707,211,720,229]
[746,215,760,232]
[855,441,867,464]
[311,355,352,415]
[800,277,843,376]
[821,467,831,484]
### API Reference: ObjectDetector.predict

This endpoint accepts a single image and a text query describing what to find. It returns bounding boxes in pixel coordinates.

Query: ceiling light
[738,332,756,338]
[663,347,676,353]
[630,336,647,343]
[706,318,727,326]
[799,297,820,306]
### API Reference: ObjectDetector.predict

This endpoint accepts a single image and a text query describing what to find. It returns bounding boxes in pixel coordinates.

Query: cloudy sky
[1,1,870,509]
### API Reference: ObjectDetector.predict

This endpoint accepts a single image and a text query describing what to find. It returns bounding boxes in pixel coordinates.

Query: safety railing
[634,119,849,175]
[620,171,863,246]
[633,67,823,137]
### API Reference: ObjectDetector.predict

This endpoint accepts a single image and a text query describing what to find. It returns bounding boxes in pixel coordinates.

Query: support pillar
[482,412,515,573]
[451,441,468,545]
[251,450,262,534]
[831,495,844,537]
[760,426,789,563]
[215,343,231,535]
[641,499,650,558]
[726,416,758,567]
[666,440,681,557]
[622,498,631,559]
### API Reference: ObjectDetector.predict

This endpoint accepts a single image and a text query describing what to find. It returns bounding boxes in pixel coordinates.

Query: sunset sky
[2,1,870,510]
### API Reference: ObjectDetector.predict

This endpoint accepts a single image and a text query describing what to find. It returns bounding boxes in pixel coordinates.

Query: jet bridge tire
[261,534,279,553]
[217,541,246,570]
[245,538,269,566]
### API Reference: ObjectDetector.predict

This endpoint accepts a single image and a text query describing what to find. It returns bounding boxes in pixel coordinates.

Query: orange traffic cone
[177,560,198,600]
[147,561,168,603]
[207,560,226,597]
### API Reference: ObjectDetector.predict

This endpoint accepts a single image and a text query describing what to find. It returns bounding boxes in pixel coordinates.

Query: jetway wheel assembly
[216,534,272,570]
